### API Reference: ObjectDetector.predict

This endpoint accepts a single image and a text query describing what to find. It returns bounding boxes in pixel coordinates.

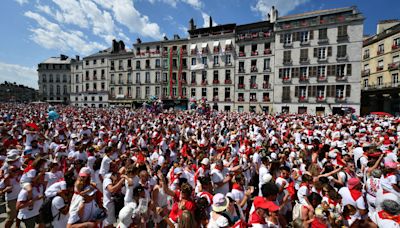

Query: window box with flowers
[264,49,272,55]
[238,84,245,89]
[299,96,307,102]
[182,80,187,85]
[249,98,257,102]
[238,97,244,102]
[251,51,259,56]
[251,84,258,89]
[225,98,231,102]
[317,75,327,82]
[213,80,220,84]
[335,96,346,102]
[250,66,258,72]
[201,80,207,85]
[213,96,219,102]
[239,52,245,57]
[392,44,399,50]
[282,77,291,83]
[263,97,270,102]
[388,62,400,71]
[224,80,232,84]
[213,47,220,53]
[317,96,325,102]
[299,76,308,82]
[263,83,271,89]
[191,81,197,85]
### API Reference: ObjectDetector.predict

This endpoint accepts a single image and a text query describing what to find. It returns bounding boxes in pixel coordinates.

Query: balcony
[250,66,258,72]
[363,54,370,60]
[213,47,220,53]
[182,50,188,56]
[299,76,309,83]
[388,62,400,71]
[250,84,258,89]
[336,76,347,82]
[225,45,233,52]
[317,57,328,63]
[238,51,246,57]
[213,80,220,85]
[224,79,232,84]
[318,38,329,45]
[162,51,168,57]
[283,59,292,66]
[263,67,271,72]
[298,96,308,103]
[376,66,384,71]
[337,35,349,42]
[300,58,309,64]
[264,49,272,55]
[191,50,197,55]
[361,69,370,77]
[251,51,259,56]
[238,84,245,89]
[317,75,327,82]
[182,80,187,85]
[283,42,293,48]
[263,97,270,102]
[335,96,346,103]
[238,97,244,102]
[282,77,291,83]
[191,81,197,85]
[316,96,326,103]
[337,55,348,62]
[213,63,220,67]
[263,83,271,89]
[392,44,400,51]
[249,98,258,102]
[300,40,310,46]
[377,50,385,56]
[238,68,245,73]
[201,80,208,86]
[213,96,219,102]
[282,97,291,103]
[224,98,231,102]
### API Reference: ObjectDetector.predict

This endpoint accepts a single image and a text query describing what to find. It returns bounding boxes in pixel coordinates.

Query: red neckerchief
[385,172,395,178]
[311,218,328,228]
[249,211,266,224]
[23,160,34,173]
[328,198,338,206]
[349,189,362,201]
[378,210,400,223]
[232,183,243,191]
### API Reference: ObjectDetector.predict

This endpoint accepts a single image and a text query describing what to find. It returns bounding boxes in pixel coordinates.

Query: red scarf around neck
[378,210,400,223]
[349,189,362,201]
[249,211,266,224]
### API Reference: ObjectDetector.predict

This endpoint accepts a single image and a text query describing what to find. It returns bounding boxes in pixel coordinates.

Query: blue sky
[1,0,399,89]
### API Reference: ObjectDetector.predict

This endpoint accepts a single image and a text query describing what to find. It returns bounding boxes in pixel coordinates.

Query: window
[283,68,290,78]
[136,87,141,98]
[283,33,292,44]
[337,45,347,58]
[283,51,291,63]
[239,76,244,85]
[378,60,384,70]
[86,60,89,65]
[63,85,67,94]
[378,44,384,54]
[225,88,230,99]
[300,31,309,42]
[118,74,123,84]
[300,67,307,77]
[238,93,244,101]
[318,47,327,59]
[163,88,168,97]
[118,87,123,95]
[213,71,218,81]
[136,73,140,83]
[319,28,328,40]
[93,83,97,90]
[85,83,89,91]
[393,55,400,63]
[202,57,207,65]
[62,74,67,82]
[42,74,47,82]
[101,69,105,79]
[127,59,132,68]
[378,76,383,85]
[250,93,256,101]
[263,59,270,70]
[101,82,105,90]
[226,55,231,64]
[99,96,103,101]
[336,64,346,76]
[145,72,150,83]
[110,61,114,70]
[191,58,196,65]
[110,74,115,83]
[225,70,231,81]
[213,88,218,98]
[392,73,399,84]
[163,60,167,68]
[202,88,207,97]
[338,25,348,37]
[101,58,105,64]
[336,85,344,97]
[56,74,60,82]
[155,87,160,96]
[136,60,141,69]
[156,59,161,68]
[74,85,78,93]
[239,61,245,73]
[300,49,308,62]
[214,56,219,65]
[146,86,150,98]
[127,73,132,84]
[263,75,270,83]
[364,79,369,88]
[394,38,400,48]
[56,85,60,95]
[202,71,207,82]
[191,88,196,97]
[250,76,257,86]
[191,72,196,83]
[163,73,167,82]
[156,72,160,82]
[364,49,370,59]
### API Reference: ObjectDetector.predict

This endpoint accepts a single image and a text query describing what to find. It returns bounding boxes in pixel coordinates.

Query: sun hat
[79,167,91,177]
[201,158,210,165]
[212,193,229,212]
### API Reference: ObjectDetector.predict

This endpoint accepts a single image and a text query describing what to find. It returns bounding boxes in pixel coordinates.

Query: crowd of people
[0,103,399,228]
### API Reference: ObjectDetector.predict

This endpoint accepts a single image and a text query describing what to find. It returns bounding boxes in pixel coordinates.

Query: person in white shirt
[16,176,44,228]
[211,161,231,195]
[258,156,270,196]
[370,197,400,228]
[0,165,22,228]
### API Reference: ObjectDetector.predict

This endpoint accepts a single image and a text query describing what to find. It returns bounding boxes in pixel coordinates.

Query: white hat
[262,173,273,183]
[212,193,229,213]
[201,158,210,165]
[174,167,183,175]
[328,150,337,158]
[71,133,78,139]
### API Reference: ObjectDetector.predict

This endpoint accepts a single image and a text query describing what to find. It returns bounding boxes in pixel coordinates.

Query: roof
[41,57,73,64]
[363,23,400,46]
[277,6,357,22]
[379,19,400,24]
[236,20,273,31]
[84,48,112,58]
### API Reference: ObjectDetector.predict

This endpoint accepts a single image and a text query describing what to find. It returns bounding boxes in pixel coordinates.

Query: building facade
[361,21,400,115]
[41,6,365,114]
[37,55,75,104]
[273,7,364,115]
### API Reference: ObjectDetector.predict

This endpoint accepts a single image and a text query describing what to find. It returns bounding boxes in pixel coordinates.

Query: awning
[225,40,232,45]
[190,44,196,50]
[201,43,208,48]
[213,41,219,47]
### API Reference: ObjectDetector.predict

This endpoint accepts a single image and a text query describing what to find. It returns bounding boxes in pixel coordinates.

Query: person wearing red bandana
[370,197,400,227]
[248,196,280,228]
[338,177,367,219]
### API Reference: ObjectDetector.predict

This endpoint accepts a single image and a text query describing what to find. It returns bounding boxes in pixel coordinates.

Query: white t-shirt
[370,211,400,228]
[207,212,229,228]
[297,185,309,205]
[338,187,366,210]
[258,164,269,196]
[99,156,112,176]
[380,174,398,194]
[20,169,37,184]
[45,171,64,188]
[211,168,229,195]
[103,175,114,207]
[17,186,44,219]
[51,196,69,228]
[0,176,21,201]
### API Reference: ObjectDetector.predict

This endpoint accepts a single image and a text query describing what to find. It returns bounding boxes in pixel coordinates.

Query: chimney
[60,54,68,60]
[269,6,278,23]
[112,39,118,53]
[136,38,142,44]
[209,16,213,28]
[118,40,125,52]
[163,36,169,41]
[189,18,195,30]
[174,34,180,40]
[75,55,80,61]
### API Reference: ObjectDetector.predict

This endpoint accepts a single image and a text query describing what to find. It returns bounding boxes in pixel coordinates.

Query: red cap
[253,197,279,211]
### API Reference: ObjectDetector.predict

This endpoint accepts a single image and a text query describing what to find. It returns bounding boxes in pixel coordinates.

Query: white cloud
[182,0,202,10]
[50,0,89,28]
[0,61,37,89]
[251,0,310,19]
[24,11,106,55]
[15,0,29,5]
[148,0,202,10]
[201,12,217,28]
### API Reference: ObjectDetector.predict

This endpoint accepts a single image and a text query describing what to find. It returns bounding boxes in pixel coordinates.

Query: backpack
[39,196,60,224]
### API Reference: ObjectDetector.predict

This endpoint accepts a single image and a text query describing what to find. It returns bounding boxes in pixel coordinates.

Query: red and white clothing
[338,187,366,219]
